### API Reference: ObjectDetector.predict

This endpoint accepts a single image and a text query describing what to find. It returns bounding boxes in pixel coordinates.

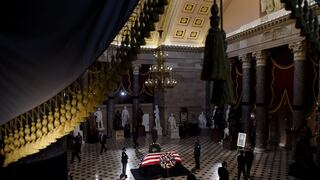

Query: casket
[140,151,182,168]
[139,151,183,177]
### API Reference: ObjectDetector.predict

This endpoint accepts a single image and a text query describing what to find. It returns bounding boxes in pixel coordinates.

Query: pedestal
[155,126,162,136]
[210,128,223,142]
[112,130,124,140]
[199,128,209,136]
[170,129,180,139]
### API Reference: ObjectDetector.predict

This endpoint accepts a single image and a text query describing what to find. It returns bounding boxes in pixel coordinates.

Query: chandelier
[145,46,177,89]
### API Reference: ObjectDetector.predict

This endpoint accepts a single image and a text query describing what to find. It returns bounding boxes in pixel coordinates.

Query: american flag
[140,151,182,168]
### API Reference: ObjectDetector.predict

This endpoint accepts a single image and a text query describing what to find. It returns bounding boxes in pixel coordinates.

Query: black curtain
[0,0,138,125]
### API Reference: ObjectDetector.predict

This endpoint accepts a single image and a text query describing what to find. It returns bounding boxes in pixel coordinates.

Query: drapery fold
[0,0,138,125]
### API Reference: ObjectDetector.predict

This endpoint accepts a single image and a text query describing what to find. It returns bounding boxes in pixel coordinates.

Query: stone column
[107,95,115,137]
[289,41,307,149]
[132,64,141,129]
[240,54,252,147]
[289,41,306,129]
[253,51,268,153]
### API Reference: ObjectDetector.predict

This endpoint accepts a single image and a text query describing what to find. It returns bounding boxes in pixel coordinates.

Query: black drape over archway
[0,0,138,125]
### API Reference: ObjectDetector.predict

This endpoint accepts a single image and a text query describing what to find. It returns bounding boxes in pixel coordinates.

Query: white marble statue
[225,105,231,122]
[261,0,282,14]
[94,108,104,130]
[121,106,129,128]
[168,113,177,130]
[154,105,162,136]
[198,112,207,128]
[142,113,150,132]
[154,105,160,128]
[224,123,230,139]
[211,106,217,128]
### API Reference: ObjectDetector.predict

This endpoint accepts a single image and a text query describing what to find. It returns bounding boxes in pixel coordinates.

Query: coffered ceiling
[144,0,233,48]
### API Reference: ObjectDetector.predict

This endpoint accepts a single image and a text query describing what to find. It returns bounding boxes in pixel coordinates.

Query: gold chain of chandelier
[0,0,168,167]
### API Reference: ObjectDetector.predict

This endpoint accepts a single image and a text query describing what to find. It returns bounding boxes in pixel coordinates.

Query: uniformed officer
[194,139,201,169]
[121,147,128,176]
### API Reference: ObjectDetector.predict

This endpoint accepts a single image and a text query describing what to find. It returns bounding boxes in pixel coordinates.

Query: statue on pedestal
[94,108,104,130]
[154,105,161,128]
[198,112,207,128]
[168,113,177,130]
[168,113,179,139]
[211,106,218,129]
[121,106,129,128]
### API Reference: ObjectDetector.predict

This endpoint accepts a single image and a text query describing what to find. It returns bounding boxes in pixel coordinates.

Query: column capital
[289,41,306,61]
[132,64,141,75]
[239,54,251,69]
[252,51,269,67]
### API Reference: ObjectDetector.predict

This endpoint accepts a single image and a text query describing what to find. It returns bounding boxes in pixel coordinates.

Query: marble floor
[68,135,294,180]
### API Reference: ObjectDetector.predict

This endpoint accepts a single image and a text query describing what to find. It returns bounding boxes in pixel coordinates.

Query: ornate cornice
[140,45,204,53]
[226,13,294,43]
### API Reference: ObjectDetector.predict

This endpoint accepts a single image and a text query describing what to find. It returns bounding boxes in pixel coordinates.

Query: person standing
[245,148,254,178]
[218,161,229,180]
[121,147,128,176]
[71,133,82,163]
[193,139,201,170]
[237,150,247,180]
[100,134,107,154]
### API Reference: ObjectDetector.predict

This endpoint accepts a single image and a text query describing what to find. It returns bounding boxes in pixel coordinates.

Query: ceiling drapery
[0,0,138,125]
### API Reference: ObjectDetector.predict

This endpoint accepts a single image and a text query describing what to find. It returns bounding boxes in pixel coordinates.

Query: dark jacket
[237,154,245,169]
[245,150,254,164]
[218,167,229,180]
[194,142,201,156]
[121,151,128,164]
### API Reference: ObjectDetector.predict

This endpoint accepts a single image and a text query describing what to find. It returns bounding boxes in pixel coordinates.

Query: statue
[154,105,160,128]
[225,105,231,122]
[113,110,122,130]
[198,112,207,128]
[94,108,104,130]
[121,106,129,128]
[224,123,230,139]
[168,113,177,130]
[211,106,218,128]
[261,0,283,14]
[154,105,162,136]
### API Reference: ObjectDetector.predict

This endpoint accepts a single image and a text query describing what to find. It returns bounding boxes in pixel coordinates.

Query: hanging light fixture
[145,30,177,90]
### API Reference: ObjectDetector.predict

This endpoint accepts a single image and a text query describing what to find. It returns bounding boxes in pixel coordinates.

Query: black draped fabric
[0,0,138,125]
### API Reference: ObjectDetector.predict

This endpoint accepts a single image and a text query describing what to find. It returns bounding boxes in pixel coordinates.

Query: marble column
[240,54,252,147]
[107,95,115,137]
[289,41,307,149]
[253,51,268,153]
[132,64,140,129]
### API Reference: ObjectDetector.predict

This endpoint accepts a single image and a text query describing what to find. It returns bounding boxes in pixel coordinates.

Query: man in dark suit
[193,139,201,170]
[218,161,229,180]
[121,147,128,176]
[245,148,254,178]
[237,150,247,180]
[100,134,107,154]
[71,133,82,163]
